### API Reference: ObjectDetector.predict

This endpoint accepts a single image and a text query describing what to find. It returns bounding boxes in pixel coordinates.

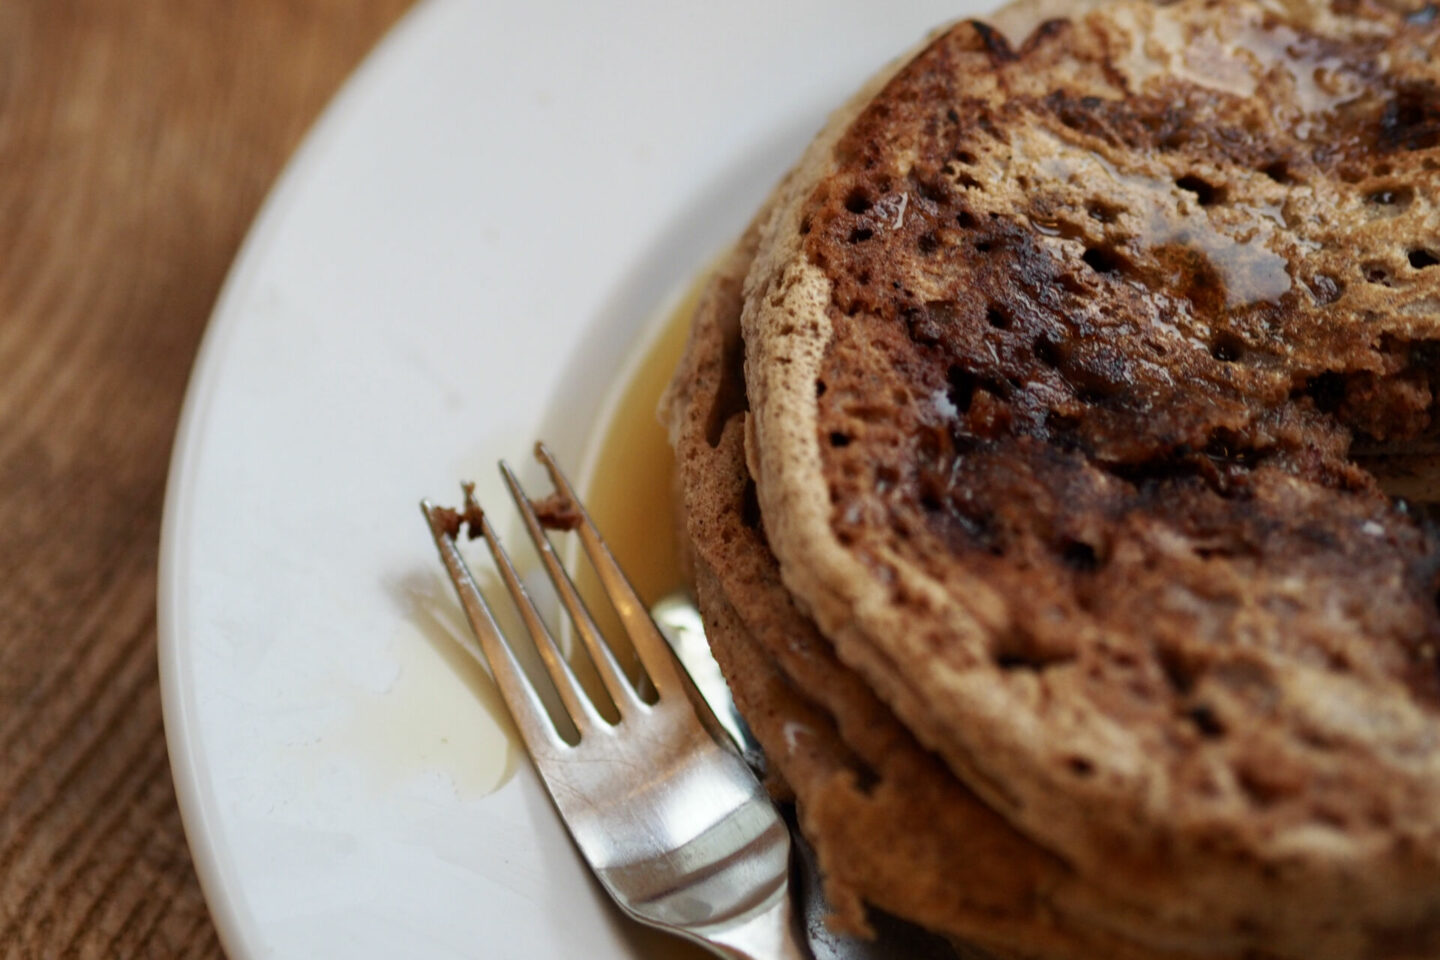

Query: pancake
[665,208,1221,959]
[705,0,1440,955]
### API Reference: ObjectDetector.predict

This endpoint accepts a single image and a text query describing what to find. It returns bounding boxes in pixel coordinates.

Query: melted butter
[1115,4,1256,97]
[1142,204,1293,308]
[1225,19,1366,139]
[1115,1,1365,137]
[1027,130,1292,308]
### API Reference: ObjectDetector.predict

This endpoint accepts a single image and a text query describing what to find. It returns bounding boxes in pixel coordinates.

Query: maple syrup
[577,281,699,606]
[572,260,719,638]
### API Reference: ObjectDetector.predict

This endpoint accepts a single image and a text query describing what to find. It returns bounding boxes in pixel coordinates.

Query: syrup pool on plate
[569,265,713,674]
[577,274,705,606]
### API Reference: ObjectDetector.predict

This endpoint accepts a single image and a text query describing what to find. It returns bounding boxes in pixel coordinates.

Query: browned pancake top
[801,0,1440,780]
[735,0,1440,951]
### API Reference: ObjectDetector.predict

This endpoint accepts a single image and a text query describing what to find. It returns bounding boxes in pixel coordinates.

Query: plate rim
[156,3,441,955]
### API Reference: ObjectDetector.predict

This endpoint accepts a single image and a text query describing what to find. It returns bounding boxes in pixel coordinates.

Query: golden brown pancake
[675,0,1440,956]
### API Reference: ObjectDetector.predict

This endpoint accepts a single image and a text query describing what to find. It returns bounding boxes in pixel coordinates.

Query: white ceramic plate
[157,1,965,956]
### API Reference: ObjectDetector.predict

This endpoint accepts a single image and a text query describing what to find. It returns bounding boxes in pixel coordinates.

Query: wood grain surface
[0,3,414,956]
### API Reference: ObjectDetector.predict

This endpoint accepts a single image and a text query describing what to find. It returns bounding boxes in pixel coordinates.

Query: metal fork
[420,443,807,960]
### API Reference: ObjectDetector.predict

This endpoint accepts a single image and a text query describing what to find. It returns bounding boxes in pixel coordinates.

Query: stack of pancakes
[662,0,1440,957]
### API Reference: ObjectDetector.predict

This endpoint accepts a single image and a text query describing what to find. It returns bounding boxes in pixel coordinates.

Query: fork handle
[700,893,811,960]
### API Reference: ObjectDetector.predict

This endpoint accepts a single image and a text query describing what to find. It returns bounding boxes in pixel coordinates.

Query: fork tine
[499,461,644,715]
[420,499,570,755]
[470,496,608,734]
[532,442,685,698]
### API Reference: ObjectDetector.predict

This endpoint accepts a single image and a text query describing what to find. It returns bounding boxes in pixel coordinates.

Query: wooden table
[0,3,414,955]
